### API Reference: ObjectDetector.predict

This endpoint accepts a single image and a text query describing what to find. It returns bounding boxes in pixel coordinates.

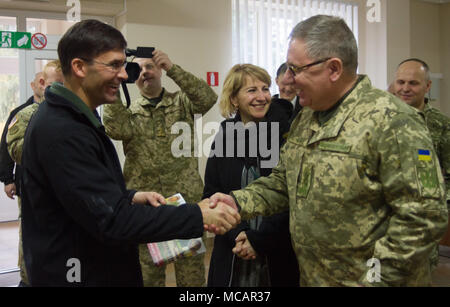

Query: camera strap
[121,81,131,108]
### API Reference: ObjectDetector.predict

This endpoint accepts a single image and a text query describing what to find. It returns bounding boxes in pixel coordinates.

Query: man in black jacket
[18,19,240,287]
[271,63,301,121]
[0,72,43,286]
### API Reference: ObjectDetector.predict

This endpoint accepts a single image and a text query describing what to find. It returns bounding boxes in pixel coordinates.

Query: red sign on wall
[31,33,47,49]
[207,72,219,87]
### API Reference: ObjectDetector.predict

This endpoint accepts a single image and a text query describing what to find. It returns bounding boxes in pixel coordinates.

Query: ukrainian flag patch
[418,149,431,161]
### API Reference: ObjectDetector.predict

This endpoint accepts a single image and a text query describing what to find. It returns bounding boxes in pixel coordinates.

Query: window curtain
[232,0,359,93]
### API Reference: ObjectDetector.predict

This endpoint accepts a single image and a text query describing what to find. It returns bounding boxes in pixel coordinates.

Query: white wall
[440,3,450,116]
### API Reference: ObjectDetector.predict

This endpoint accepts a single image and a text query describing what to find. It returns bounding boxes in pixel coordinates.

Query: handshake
[133,192,241,235]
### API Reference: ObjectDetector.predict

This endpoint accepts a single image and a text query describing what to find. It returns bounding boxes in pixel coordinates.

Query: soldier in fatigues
[210,15,448,286]
[0,72,42,287]
[393,58,450,271]
[6,61,63,286]
[103,50,217,286]
[7,60,64,164]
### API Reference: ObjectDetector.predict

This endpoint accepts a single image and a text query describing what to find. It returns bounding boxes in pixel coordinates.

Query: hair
[219,64,271,118]
[398,58,430,81]
[289,15,358,74]
[43,60,62,80]
[58,19,127,76]
[276,63,288,79]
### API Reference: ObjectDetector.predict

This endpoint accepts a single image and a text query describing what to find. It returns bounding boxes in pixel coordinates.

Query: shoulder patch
[415,148,441,198]
[418,149,432,161]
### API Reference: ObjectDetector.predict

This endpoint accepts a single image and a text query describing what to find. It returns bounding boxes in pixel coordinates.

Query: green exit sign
[0,31,32,49]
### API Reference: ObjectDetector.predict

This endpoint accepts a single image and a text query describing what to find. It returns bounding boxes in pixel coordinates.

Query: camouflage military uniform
[232,76,448,286]
[103,64,217,286]
[423,102,450,208]
[423,102,450,271]
[7,103,39,164]
[6,102,39,286]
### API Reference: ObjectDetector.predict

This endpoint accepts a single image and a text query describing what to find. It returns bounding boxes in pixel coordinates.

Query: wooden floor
[1,220,449,287]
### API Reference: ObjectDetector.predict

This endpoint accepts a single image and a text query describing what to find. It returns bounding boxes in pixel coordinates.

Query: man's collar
[141,88,165,107]
[48,83,102,128]
[316,75,364,126]
[307,75,370,145]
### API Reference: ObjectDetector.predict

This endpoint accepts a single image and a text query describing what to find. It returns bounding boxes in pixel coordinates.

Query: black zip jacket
[204,106,299,287]
[21,84,204,286]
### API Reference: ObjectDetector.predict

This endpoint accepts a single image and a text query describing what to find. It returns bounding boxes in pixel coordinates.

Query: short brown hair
[58,19,127,76]
[220,64,271,118]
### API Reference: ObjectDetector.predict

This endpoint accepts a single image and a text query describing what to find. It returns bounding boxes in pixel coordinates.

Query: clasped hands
[132,191,241,235]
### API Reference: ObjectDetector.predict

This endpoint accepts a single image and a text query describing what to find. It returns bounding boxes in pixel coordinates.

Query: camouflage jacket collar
[47,83,102,129]
[138,88,173,109]
[423,101,432,114]
[308,75,371,146]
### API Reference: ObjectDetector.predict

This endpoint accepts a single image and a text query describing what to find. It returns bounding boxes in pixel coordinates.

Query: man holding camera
[103,50,217,286]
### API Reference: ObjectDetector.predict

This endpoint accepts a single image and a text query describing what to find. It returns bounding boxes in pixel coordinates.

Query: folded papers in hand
[147,193,206,266]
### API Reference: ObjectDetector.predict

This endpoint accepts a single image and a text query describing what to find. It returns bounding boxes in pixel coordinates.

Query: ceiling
[0,0,125,16]
[418,0,450,3]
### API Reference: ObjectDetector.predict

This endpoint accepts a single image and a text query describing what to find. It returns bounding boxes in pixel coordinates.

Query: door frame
[20,36,59,100]
[0,8,113,105]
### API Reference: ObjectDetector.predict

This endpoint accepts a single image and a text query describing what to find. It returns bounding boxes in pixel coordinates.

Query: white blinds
[232,0,359,92]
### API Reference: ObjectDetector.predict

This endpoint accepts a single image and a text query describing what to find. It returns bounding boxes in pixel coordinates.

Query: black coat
[21,84,204,286]
[203,107,299,287]
[0,96,34,195]
[270,95,302,135]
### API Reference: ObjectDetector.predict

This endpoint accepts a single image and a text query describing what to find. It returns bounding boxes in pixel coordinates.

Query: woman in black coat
[203,64,299,287]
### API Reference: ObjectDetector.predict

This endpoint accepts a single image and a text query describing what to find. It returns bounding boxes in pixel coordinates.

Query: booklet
[147,193,206,266]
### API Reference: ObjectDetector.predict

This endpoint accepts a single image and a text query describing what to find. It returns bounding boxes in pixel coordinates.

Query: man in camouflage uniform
[7,60,64,164]
[103,50,217,287]
[210,15,448,286]
[393,58,450,270]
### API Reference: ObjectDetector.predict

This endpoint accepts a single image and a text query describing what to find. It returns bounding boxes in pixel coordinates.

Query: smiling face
[82,49,128,107]
[134,57,162,97]
[283,38,334,111]
[393,61,431,111]
[232,76,271,124]
[276,74,297,101]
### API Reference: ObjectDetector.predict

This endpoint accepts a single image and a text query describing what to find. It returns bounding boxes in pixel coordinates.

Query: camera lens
[125,62,141,83]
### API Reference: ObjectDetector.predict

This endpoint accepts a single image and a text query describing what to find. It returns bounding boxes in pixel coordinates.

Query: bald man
[393,58,450,270]
[7,60,64,164]
[393,59,450,199]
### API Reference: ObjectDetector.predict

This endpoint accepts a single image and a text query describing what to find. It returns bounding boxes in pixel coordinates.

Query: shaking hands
[198,198,241,235]
[133,191,241,236]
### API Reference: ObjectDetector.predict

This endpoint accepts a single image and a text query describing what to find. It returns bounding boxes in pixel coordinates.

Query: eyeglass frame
[287,57,332,77]
[80,58,128,72]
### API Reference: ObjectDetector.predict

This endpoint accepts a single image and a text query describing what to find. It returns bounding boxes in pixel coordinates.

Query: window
[26,18,75,35]
[0,16,19,125]
[232,0,359,93]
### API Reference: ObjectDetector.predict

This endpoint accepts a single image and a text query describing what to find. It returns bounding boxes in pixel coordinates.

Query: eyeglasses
[287,58,331,77]
[81,58,127,73]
